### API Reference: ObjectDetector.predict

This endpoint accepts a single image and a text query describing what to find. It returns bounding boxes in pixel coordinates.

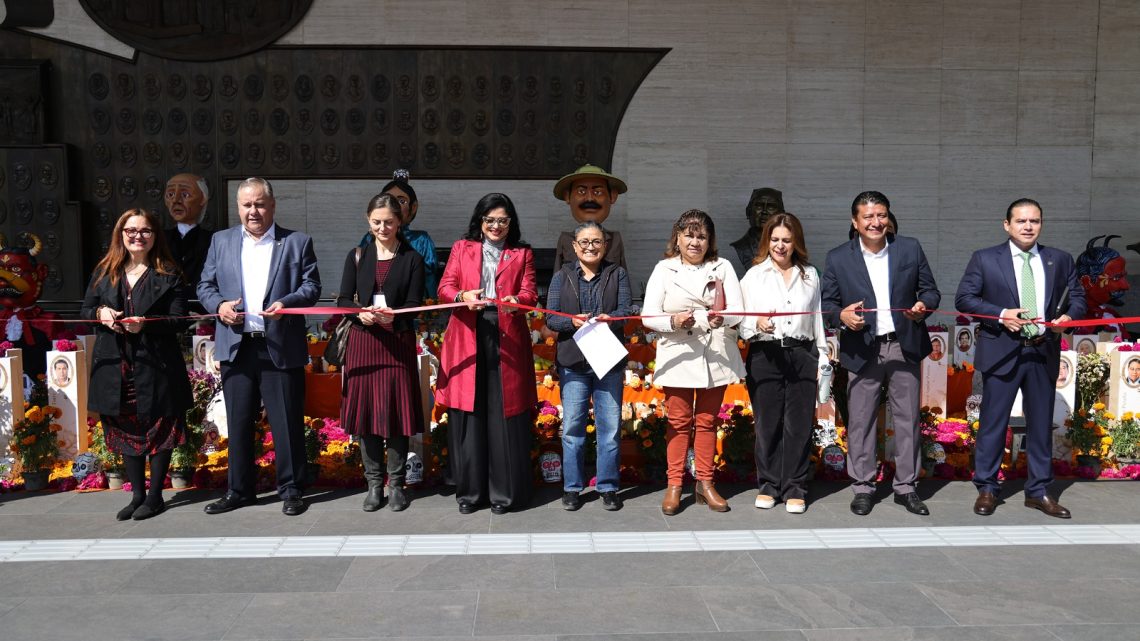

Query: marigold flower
[586,424,596,434]
[1093,402,1106,411]
[20,435,35,445]
[642,439,653,448]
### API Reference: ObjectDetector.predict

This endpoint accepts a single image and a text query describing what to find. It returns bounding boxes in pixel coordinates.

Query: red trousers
[663,386,725,485]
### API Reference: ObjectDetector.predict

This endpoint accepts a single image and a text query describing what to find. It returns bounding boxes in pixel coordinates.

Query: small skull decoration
[404,452,424,485]
[72,452,101,480]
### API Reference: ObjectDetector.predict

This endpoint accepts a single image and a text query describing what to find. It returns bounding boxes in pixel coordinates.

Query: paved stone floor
[1,479,1138,641]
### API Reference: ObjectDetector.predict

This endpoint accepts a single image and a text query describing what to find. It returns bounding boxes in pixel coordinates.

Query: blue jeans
[559,365,623,493]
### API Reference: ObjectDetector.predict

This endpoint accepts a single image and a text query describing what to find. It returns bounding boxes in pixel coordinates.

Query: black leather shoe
[388,485,409,512]
[457,501,477,514]
[1025,494,1071,519]
[132,501,165,521]
[204,492,257,515]
[117,500,143,521]
[893,492,930,516]
[974,491,998,516]
[490,503,508,515]
[281,497,306,516]
[600,491,623,511]
[850,494,873,516]
[562,491,583,511]
[361,483,384,512]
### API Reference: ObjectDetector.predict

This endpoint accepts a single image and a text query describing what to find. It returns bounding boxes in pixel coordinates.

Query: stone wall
[27,0,1140,303]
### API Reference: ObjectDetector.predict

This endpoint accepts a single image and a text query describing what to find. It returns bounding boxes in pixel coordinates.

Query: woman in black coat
[82,208,192,521]
[337,193,426,512]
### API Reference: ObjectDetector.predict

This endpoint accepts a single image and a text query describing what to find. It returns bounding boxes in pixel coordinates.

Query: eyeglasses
[482,216,511,228]
[575,239,605,249]
[122,228,154,238]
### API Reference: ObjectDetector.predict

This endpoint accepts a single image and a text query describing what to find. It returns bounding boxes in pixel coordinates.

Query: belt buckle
[246,331,265,339]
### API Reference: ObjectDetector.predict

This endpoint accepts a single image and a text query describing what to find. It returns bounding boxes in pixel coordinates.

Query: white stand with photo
[192,334,212,370]
[1109,350,1140,417]
[46,349,88,458]
[0,347,26,460]
[952,323,977,367]
[920,331,948,410]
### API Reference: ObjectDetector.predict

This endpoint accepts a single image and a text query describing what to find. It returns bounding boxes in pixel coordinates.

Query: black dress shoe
[281,496,306,516]
[132,501,165,521]
[562,491,583,511]
[600,491,623,511]
[1025,494,1071,519]
[850,493,873,516]
[894,492,930,516]
[204,492,257,515]
[974,491,998,516]
[490,503,508,515]
[457,501,477,514]
[388,485,409,512]
[117,500,143,521]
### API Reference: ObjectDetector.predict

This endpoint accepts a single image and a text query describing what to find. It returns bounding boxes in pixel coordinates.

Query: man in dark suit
[822,191,941,516]
[955,198,1084,518]
[198,177,321,516]
[164,173,214,292]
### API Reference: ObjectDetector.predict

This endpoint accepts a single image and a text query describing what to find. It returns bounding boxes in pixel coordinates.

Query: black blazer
[336,241,425,333]
[80,269,193,417]
[821,235,941,374]
[165,226,214,289]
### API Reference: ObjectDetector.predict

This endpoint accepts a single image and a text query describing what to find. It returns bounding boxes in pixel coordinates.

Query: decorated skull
[72,452,100,480]
[539,450,562,483]
[404,452,424,485]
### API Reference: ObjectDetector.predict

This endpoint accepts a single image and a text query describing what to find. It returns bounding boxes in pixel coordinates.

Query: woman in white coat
[642,209,745,515]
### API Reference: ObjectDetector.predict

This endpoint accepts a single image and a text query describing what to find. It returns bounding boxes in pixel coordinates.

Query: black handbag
[323,247,362,366]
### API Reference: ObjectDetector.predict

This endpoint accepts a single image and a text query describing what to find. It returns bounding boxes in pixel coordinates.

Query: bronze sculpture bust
[731,187,784,268]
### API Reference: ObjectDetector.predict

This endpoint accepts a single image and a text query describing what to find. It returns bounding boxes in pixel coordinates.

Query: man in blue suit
[822,191,940,516]
[956,198,1084,518]
[198,177,321,516]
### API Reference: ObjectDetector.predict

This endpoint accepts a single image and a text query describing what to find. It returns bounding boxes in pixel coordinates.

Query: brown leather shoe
[973,491,998,516]
[661,485,683,516]
[693,480,729,512]
[1025,495,1071,519]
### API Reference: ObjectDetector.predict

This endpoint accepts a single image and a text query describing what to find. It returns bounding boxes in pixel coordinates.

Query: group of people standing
[80,163,1086,523]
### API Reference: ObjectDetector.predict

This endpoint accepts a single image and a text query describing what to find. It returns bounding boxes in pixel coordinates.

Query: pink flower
[0,340,12,352]
[1060,338,1070,351]
[54,339,78,352]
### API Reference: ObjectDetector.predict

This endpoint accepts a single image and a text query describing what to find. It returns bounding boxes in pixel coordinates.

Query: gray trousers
[845,340,921,495]
[360,433,409,487]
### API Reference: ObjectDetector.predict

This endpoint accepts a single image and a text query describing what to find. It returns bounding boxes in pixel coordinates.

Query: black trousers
[360,433,409,486]
[746,342,818,501]
[221,336,306,500]
[448,308,532,509]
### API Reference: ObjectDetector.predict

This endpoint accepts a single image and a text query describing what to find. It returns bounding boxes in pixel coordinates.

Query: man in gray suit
[198,177,321,516]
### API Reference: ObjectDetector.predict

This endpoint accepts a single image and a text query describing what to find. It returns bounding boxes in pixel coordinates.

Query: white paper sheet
[572,318,628,379]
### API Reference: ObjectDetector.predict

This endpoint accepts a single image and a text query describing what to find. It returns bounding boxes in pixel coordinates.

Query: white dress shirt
[739,258,829,367]
[241,223,277,333]
[861,238,896,336]
[176,222,197,237]
[1006,240,1047,333]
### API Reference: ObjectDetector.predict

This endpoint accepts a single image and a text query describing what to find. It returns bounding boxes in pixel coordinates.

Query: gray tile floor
[0,480,1137,640]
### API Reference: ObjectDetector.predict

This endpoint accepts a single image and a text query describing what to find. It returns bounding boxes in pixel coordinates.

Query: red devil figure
[0,232,60,377]
[1076,235,1130,338]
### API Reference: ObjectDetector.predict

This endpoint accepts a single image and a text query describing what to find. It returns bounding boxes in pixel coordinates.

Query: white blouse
[739,257,829,367]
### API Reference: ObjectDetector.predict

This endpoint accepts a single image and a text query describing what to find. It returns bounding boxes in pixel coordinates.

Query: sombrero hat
[553,164,628,199]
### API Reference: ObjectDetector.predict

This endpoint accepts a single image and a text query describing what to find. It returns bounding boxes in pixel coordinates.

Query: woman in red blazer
[437,193,538,514]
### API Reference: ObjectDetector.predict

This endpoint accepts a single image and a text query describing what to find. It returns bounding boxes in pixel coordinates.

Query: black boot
[388,484,409,512]
[362,481,384,512]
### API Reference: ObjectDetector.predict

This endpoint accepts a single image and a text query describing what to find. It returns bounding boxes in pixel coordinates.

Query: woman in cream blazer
[642,209,745,515]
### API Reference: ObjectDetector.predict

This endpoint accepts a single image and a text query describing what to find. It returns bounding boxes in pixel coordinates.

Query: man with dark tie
[956,198,1084,518]
[198,177,321,516]
[163,173,214,291]
[822,191,940,516]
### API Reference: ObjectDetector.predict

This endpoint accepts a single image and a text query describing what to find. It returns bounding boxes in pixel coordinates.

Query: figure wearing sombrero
[552,164,627,273]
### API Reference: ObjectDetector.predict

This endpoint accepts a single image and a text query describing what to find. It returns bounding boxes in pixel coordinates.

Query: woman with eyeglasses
[82,208,192,521]
[544,222,635,511]
[337,193,425,512]
[436,193,538,514]
[641,209,745,515]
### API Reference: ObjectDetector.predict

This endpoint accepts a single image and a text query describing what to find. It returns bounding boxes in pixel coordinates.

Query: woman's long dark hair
[463,192,529,247]
[92,208,182,287]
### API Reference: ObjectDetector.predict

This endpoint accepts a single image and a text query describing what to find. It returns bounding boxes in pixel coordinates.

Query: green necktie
[1020,251,1039,338]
